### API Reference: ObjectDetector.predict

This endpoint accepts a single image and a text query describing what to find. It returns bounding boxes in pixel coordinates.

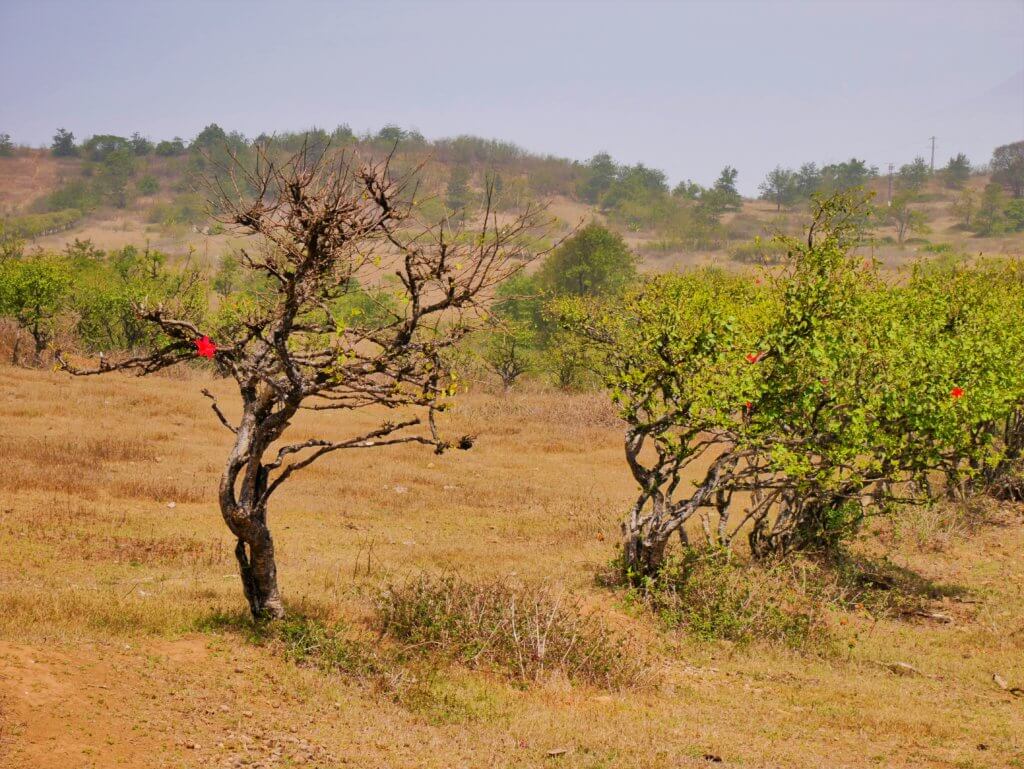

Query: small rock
[166,501,176,509]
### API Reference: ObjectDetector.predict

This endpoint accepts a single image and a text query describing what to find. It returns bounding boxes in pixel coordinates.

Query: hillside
[3,137,1023,275]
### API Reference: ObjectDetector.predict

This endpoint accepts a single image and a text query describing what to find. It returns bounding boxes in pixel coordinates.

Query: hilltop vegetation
[2,126,1022,270]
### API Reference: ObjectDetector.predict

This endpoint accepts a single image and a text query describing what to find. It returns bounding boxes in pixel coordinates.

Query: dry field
[0,362,1022,769]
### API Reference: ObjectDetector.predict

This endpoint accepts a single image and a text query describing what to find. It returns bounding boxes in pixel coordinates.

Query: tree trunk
[621,528,668,582]
[219,401,289,620]
[234,523,284,620]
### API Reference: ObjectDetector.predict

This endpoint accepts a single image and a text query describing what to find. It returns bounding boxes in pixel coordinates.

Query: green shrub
[136,175,159,195]
[200,611,376,676]
[38,179,99,212]
[1,209,83,239]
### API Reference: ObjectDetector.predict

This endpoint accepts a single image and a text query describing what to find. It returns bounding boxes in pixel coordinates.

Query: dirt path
[0,639,206,768]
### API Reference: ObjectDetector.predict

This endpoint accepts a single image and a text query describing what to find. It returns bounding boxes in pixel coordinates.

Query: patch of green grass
[198,609,377,676]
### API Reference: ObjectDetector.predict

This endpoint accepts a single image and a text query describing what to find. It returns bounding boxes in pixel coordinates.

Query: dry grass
[375,574,649,689]
[1,363,1023,768]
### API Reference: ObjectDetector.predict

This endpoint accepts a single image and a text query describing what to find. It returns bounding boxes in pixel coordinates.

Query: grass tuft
[617,547,829,649]
[374,574,649,689]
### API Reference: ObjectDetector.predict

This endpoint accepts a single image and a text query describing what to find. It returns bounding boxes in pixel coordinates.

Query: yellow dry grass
[0,363,1023,768]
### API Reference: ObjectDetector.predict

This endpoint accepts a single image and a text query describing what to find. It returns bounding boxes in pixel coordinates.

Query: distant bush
[154,138,186,157]
[729,236,788,264]
[375,574,647,689]
[147,193,207,227]
[37,179,98,213]
[724,212,764,240]
[2,209,83,239]
[136,175,159,195]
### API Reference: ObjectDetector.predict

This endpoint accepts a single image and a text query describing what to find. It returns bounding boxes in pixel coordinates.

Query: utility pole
[929,136,936,173]
[887,163,894,205]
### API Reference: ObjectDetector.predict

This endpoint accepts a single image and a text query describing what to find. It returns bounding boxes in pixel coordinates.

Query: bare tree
[60,144,550,619]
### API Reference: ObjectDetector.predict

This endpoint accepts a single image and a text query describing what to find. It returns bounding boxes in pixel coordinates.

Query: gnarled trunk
[219,394,291,620]
[621,527,669,583]
[234,524,284,619]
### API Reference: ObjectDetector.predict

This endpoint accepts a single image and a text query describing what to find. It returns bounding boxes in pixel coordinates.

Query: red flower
[745,351,766,364]
[950,386,964,399]
[745,401,752,411]
[195,336,217,359]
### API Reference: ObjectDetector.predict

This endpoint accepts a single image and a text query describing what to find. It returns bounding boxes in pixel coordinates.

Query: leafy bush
[1,209,83,239]
[136,175,159,195]
[557,192,1024,576]
[37,179,98,212]
[375,574,647,689]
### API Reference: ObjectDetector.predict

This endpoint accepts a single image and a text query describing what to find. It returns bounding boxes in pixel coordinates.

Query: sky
[1,0,1022,194]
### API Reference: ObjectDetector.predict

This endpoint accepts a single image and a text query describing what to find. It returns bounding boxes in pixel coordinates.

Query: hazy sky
[1,0,1022,193]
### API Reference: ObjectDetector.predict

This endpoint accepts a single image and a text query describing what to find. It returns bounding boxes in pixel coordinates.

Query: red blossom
[195,336,217,359]
[745,351,766,364]
[950,386,964,399]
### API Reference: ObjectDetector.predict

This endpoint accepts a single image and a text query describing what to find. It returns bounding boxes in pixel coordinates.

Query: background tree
[712,166,742,210]
[820,158,876,191]
[881,192,929,244]
[577,152,618,204]
[951,187,978,228]
[482,321,535,390]
[155,137,186,156]
[943,153,971,189]
[975,182,1008,234]
[0,133,13,157]
[51,128,78,157]
[81,134,132,162]
[794,162,823,198]
[897,156,930,192]
[129,132,153,156]
[536,222,637,297]
[991,141,1024,198]
[94,148,137,208]
[446,164,473,213]
[59,146,548,620]
[0,255,71,362]
[671,179,703,200]
[758,166,797,211]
